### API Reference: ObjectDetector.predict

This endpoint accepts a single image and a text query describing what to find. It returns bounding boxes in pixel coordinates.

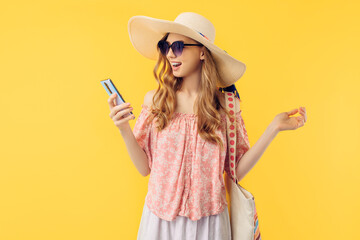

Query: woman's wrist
[268,121,280,136]
[119,124,132,136]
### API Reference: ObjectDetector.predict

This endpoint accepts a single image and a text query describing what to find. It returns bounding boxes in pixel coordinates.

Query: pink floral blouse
[132,102,250,221]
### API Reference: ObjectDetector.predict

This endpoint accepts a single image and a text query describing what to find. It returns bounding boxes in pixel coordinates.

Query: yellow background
[1,0,359,239]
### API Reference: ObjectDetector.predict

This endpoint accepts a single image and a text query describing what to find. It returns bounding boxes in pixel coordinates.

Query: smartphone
[100,78,134,118]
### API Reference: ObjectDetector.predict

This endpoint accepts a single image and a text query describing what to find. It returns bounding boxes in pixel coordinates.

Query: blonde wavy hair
[145,32,238,151]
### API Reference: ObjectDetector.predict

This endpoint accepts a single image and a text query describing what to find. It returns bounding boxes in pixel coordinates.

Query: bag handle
[224,91,239,185]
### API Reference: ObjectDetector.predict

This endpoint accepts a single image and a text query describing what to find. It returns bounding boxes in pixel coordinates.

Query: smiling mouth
[171,62,182,70]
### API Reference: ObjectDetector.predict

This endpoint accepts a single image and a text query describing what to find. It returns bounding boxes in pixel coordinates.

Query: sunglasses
[157,40,203,57]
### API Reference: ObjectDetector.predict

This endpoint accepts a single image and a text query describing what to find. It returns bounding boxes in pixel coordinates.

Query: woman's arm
[236,121,279,182]
[119,90,156,177]
[235,97,307,182]
[120,126,151,177]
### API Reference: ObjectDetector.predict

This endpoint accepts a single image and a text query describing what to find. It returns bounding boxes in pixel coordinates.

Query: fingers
[113,106,134,121]
[296,116,305,127]
[287,108,298,115]
[289,106,307,124]
[114,112,135,126]
[298,106,307,122]
[109,102,132,118]
[108,93,117,109]
[108,91,132,118]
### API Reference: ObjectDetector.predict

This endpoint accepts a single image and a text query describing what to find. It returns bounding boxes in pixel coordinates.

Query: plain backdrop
[0,0,359,239]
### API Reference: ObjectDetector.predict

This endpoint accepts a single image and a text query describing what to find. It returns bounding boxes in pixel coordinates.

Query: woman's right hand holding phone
[108,93,135,131]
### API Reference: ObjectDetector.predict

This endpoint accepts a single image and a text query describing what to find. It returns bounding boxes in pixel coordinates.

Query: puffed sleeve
[132,105,153,170]
[224,110,250,181]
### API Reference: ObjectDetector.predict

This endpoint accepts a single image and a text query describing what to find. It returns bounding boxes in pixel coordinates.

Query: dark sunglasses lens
[172,41,183,57]
[158,40,184,57]
[158,40,169,55]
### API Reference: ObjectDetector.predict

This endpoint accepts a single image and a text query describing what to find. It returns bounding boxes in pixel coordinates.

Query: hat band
[196,30,227,54]
[196,31,209,41]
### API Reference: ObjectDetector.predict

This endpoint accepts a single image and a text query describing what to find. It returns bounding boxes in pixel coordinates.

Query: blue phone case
[100,78,134,117]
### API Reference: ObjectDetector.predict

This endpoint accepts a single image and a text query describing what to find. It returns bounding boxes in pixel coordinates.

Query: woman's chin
[172,72,183,77]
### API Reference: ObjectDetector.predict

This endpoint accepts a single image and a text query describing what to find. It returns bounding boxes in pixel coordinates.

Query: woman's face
[165,33,205,78]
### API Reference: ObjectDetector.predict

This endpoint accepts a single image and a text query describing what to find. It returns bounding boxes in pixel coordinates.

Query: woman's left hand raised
[272,106,307,132]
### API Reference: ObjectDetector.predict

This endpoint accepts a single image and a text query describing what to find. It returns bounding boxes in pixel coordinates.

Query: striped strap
[254,204,262,240]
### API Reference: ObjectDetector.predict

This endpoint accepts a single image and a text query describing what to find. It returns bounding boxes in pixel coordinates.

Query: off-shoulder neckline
[141,104,241,119]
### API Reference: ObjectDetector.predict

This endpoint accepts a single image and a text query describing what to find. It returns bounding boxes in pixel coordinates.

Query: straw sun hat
[127,12,246,88]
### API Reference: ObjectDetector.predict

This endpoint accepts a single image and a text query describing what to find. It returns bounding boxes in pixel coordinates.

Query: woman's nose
[167,47,176,58]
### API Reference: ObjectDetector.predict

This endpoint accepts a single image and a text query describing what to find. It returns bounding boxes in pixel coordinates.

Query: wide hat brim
[128,15,246,87]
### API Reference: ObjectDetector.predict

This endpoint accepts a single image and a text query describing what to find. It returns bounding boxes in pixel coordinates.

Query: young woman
[108,12,307,240]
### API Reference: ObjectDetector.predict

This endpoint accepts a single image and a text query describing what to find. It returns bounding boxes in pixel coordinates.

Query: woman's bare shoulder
[143,89,157,108]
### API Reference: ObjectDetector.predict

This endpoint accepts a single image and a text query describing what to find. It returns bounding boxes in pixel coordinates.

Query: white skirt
[137,202,231,240]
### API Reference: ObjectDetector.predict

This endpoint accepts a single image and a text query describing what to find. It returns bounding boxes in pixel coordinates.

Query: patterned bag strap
[223,90,263,240]
[224,91,239,185]
[219,84,240,100]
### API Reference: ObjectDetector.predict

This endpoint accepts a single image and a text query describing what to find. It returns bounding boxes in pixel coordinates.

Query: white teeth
[171,62,181,66]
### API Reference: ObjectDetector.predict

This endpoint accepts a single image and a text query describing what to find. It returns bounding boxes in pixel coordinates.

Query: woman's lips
[171,63,182,71]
